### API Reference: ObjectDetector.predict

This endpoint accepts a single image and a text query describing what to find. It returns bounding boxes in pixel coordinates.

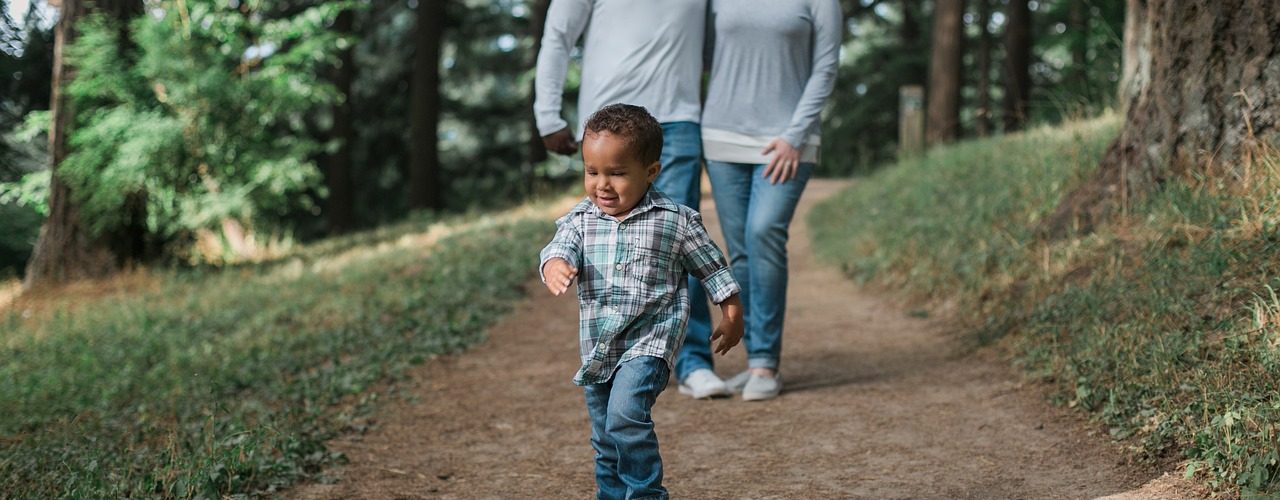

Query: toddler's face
[581,131,659,218]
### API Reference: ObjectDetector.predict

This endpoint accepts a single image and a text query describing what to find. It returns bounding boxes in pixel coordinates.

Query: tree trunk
[327,7,356,233]
[1002,0,1031,131]
[900,0,926,85]
[974,0,992,136]
[900,0,919,45]
[1046,0,1280,237]
[1069,0,1088,90]
[524,0,550,195]
[408,0,444,211]
[1118,0,1149,107]
[24,0,141,290]
[925,0,964,146]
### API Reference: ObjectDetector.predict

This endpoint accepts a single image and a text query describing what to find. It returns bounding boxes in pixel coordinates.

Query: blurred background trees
[0,0,1128,285]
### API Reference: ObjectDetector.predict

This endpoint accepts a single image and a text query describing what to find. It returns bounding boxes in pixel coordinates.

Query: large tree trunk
[925,0,964,146]
[1046,0,1280,237]
[24,0,141,290]
[1118,0,1149,107]
[327,8,356,233]
[1002,0,1031,131]
[408,0,444,211]
[974,0,993,136]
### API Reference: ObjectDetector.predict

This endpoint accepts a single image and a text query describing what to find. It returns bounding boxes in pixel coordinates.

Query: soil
[290,179,1206,499]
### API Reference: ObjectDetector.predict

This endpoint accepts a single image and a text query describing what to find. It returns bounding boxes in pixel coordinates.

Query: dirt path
[291,179,1200,499]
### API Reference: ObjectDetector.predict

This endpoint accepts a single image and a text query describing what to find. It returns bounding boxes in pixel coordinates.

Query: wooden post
[899,85,925,158]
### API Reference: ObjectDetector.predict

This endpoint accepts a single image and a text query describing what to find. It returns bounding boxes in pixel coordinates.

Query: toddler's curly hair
[583,103,663,165]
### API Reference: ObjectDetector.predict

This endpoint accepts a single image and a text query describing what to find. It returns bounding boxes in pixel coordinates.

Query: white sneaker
[678,369,730,399]
[725,370,752,394]
[742,373,782,401]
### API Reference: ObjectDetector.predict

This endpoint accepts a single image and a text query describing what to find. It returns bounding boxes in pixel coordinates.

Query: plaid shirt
[540,188,740,385]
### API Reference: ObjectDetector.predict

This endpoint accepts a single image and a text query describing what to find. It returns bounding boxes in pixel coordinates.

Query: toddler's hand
[542,258,577,296]
[711,295,744,355]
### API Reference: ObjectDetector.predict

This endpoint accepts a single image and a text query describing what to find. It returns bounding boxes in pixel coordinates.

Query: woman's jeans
[652,122,713,383]
[583,356,671,500]
[703,159,814,371]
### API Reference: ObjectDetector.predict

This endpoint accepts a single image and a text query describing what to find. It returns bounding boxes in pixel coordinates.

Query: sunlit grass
[0,196,569,498]
[811,114,1280,495]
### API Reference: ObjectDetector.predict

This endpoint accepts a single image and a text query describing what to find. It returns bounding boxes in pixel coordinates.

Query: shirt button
[615,264,623,271]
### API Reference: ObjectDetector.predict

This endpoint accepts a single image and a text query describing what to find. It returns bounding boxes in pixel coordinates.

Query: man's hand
[761,137,801,185]
[542,258,578,296]
[710,294,744,355]
[542,127,579,155]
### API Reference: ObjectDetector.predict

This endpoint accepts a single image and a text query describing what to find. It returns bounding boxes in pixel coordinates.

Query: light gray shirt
[534,0,706,139]
[701,0,842,153]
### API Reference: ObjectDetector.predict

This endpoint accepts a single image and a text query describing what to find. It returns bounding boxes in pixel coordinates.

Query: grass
[0,205,556,498]
[810,115,1280,496]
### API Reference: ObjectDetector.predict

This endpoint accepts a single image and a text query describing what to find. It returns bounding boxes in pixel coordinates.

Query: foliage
[1028,0,1126,122]
[47,0,347,247]
[341,0,565,228]
[0,211,550,497]
[0,3,53,277]
[821,1,1127,176]
[821,4,928,176]
[810,116,1280,495]
[0,199,42,278]
[0,0,569,270]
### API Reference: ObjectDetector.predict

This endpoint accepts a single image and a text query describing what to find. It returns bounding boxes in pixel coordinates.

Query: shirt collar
[572,186,680,219]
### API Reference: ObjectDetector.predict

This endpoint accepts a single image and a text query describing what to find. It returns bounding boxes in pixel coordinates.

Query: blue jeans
[705,160,814,371]
[583,356,670,500]
[652,122,713,382]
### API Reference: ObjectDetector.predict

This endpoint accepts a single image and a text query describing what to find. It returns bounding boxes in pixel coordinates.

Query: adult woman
[677,0,841,401]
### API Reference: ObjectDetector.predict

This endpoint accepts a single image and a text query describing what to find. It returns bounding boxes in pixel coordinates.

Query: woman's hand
[761,138,801,184]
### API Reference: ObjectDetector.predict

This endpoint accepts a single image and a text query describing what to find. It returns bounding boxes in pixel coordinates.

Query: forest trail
[291,179,1202,499]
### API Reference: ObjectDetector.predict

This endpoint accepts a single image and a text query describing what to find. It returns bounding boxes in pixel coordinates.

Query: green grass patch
[811,115,1280,495]
[0,212,551,498]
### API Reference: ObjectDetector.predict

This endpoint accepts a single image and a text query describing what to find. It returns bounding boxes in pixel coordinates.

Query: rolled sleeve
[539,213,583,283]
[678,211,740,304]
[699,266,740,305]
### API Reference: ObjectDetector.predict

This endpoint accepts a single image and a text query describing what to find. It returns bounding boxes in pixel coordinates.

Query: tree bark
[925,0,965,146]
[408,0,444,211]
[974,0,992,136]
[1118,0,1149,107]
[327,7,356,233]
[1046,0,1280,237]
[1002,0,1031,131]
[24,0,141,290]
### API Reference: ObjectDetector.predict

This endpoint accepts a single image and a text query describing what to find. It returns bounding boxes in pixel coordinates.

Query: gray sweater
[534,0,706,138]
[701,0,842,152]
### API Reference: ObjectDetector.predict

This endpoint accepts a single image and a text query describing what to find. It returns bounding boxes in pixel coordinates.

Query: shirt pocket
[631,244,675,287]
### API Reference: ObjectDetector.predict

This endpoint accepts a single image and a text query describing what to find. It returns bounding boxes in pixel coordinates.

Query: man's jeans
[704,160,814,371]
[583,356,670,500]
[652,122,713,383]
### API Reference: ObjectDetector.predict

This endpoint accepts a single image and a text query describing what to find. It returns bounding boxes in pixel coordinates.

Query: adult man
[534,0,728,399]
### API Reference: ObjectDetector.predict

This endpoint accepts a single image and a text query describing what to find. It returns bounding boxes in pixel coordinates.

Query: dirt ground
[290,180,1206,499]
